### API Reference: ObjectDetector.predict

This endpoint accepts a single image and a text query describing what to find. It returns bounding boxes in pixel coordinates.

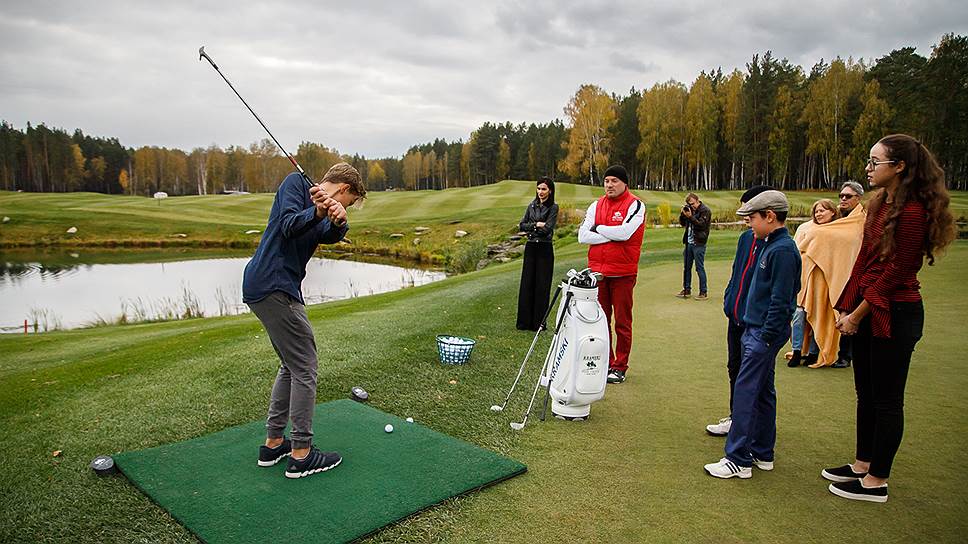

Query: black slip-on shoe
[285,446,342,479]
[258,437,292,467]
[832,358,851,368]
[829,478,888,503]
[821,464,868,482]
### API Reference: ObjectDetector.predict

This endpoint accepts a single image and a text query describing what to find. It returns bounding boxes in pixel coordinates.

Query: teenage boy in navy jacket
[705,185,772,437]
[243,163,366,479]
[704,190,801,479]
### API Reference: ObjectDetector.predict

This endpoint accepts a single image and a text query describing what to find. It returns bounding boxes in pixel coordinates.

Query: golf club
[199,46,348,226]
[489,285,563,413]
[509,289,574,431]
[198,46,313,189]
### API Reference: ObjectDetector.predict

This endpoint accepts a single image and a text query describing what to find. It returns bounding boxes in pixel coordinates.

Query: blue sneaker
[257,437,292,467]
[285,446,342,479]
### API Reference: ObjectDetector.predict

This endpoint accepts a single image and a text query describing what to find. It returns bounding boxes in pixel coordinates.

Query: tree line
[1,33,964,195]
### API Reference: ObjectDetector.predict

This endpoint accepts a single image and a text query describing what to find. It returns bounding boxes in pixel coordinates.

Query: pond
[0,249,446,333]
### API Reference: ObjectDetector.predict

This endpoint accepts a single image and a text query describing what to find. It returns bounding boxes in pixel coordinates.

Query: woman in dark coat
[516,177,559,331]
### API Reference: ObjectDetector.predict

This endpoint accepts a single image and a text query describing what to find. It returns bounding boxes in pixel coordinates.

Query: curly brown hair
[867,134,956,265]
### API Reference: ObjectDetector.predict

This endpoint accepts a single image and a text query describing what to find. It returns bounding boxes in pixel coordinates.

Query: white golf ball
[384,424,394,433]
[406,417,414,423]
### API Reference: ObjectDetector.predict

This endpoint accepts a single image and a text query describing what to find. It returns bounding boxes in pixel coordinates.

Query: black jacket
[678,202,711,245]
[519,200,559,242]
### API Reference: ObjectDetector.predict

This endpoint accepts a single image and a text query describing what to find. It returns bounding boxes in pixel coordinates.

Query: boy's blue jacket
[740,227,801,345]
[723,228,764,323]
[242,172,348,304]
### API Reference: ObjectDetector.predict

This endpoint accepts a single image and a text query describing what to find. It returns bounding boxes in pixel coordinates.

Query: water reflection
[0,251,446,333]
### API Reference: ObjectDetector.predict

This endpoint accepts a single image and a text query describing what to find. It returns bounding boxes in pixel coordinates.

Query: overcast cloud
[1,1,966,157]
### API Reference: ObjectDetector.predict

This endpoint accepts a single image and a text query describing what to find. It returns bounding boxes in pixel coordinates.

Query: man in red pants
[578,165,645,383]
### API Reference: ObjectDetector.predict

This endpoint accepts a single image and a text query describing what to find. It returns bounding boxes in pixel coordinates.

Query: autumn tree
[560,84,616,183]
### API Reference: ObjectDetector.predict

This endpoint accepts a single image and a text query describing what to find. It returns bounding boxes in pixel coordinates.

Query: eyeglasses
[839,193,859,200]
[866,158,898,169]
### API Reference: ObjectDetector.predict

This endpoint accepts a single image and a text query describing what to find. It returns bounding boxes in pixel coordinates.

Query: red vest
[588,190,645,277]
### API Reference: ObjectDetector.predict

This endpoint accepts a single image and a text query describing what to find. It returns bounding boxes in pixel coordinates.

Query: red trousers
[597,275,637,372]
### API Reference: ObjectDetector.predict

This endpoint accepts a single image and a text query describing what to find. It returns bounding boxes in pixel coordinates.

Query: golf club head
[509,422,525,430]
[490,405,503,412]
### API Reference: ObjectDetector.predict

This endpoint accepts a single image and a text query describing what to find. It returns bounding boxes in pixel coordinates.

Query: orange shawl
[794,205,866,366]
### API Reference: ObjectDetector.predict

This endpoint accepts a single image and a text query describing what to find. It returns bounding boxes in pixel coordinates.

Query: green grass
[4,183,965,265]
[1,225,966,543]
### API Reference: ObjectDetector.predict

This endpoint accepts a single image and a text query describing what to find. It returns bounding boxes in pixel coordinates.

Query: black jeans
[726,319,744,413]
[852,301,924,478]
[516,241,554,330]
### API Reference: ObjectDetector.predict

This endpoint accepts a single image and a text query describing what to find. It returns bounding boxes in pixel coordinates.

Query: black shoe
[828,478,888,503]
[821,464,867,482]
[787,350,802,368]
[285,446,342,479]
[802,352,819,367]
[606,369,626,383]
[832,358,851,368]
[258,437,292,467]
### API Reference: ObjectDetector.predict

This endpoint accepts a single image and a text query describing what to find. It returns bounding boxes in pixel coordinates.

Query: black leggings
[516,242,554,330]
[852,301,924,478]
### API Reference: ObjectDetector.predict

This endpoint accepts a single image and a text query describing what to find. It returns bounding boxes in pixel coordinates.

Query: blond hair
[811,198,837,224]
[322,162,367,199]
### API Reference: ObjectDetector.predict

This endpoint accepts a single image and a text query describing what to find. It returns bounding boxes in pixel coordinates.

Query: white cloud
[1,1,965,157]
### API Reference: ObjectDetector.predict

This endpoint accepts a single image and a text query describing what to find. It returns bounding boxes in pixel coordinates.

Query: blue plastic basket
[436,335,476,365]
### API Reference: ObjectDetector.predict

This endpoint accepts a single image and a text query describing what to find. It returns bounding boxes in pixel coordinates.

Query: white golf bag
[490,268,610,430]
[542,270,610,420]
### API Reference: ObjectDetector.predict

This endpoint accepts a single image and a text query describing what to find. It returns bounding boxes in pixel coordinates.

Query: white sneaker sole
[285,457,342,479]
[828,483,888,503]
[257,452,291,467]
[753,460,774,471]
[821,468,863,483]
[705,426,729,436]
[704,464,752,479]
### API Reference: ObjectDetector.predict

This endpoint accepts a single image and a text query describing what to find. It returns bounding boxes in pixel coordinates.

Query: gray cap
[736,190,789,216]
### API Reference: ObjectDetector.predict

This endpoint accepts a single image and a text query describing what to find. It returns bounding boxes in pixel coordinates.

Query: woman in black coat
[516,177,559,330]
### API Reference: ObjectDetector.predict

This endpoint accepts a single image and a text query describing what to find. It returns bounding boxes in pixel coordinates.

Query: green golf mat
[114,399,526,543]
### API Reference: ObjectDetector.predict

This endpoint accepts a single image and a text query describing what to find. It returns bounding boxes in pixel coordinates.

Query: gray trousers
[248,291,318,449]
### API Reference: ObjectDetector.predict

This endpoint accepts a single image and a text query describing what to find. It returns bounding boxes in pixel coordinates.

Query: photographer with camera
[677,193,712,300]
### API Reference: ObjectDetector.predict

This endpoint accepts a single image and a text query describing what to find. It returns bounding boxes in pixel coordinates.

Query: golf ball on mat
[385,424,394,433]
[406,417,414,423]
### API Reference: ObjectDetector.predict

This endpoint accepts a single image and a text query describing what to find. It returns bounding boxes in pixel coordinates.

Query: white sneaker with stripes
[704,457,752,479]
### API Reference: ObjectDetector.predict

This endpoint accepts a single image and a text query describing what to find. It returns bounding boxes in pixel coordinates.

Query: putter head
[490,405,503,412]
[509,422,525,431]
[198,46,217,69]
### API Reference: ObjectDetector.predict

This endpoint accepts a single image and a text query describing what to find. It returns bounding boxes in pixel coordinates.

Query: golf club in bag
[496,268,610,430]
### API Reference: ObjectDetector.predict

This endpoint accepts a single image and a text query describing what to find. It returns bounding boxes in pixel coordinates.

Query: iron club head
[509,422,525,430]
[490,405,503,412]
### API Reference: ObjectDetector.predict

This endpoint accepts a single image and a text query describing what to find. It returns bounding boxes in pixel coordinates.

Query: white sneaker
[752,457,774,471]
[705,416,731,436]
[704,457,752,479]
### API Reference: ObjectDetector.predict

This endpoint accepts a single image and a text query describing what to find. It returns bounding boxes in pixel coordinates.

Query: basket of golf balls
[436,335,476,365]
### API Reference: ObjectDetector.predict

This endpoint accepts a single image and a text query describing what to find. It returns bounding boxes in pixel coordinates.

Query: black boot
[787,349,802,367]
[803,352,819,367]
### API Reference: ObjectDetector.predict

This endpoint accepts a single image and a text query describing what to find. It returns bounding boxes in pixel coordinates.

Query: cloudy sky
[1,1,966,158]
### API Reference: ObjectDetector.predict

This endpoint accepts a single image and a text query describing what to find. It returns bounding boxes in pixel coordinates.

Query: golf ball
[385,424,394,433]
[406,417,414,423]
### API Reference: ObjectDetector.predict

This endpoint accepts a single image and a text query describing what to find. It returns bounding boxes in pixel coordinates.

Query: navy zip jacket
[242,172,348,305]
[723,229,764,323]
[740,227,801,345]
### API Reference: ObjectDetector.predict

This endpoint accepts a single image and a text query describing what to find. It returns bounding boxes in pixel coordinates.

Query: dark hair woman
[823,134,956,503]
[516,177,559,331]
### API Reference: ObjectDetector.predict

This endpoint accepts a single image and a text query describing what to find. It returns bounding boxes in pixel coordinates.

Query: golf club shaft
[493,286,563,410]
[198,46,312,188]
[540,290,574,420]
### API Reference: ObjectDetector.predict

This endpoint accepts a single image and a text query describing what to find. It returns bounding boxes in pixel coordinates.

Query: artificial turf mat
[113,399,527,543]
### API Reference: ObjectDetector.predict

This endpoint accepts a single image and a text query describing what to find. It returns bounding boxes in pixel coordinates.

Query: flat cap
[736,190,789,216]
